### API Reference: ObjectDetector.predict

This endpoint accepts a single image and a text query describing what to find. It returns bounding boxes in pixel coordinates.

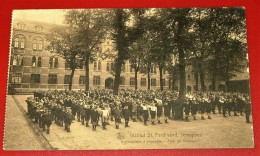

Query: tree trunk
[85,55,90,91]
[225,80,229,92]
[171,71,177,90]
[225,61,229,93]
[176,47,185,120]
[198,62,206,91]
[195,68,199,91]
[147,64,151,90]
[69,67,75,90]
[211,38,219,91]
[113,59,123,95]
[168,79,171,89]
[134,68,138,90]
[159,65,163,91]
[172,78,176,91]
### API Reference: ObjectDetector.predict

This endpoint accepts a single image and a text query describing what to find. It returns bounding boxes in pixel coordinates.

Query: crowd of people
[25,89,252,134]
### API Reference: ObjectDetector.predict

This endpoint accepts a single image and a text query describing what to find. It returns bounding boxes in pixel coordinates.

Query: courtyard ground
[3,95,254,150]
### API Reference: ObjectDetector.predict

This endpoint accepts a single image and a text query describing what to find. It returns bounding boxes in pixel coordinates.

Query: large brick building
[9,19,246,94]
[8,20,173,93]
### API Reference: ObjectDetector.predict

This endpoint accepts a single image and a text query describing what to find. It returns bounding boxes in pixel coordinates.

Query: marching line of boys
[25,89,251,134]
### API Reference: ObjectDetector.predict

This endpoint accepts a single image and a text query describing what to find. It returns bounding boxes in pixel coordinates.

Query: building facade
[9,20,243,94]
[8,20,173,93]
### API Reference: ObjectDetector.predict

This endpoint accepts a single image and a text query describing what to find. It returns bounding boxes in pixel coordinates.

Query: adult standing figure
[114,104,122,129]
[41,108,52,134]
[123,104,131,128]
[238,95,245,116]
[64,108,74,132]
[163,98,171,123]
[85,104,91,127]
[91,106,99,131]
[245,96,252,123]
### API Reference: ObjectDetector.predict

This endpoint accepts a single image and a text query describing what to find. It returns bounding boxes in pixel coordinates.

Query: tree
[65,9,110,91]
[189,8,212,91]
[129,41,145,90]
[159,8,192,120]
[135,30,157,90]
[127,9,147,90]
[164,55,179,90]
[47,26,79,90]
[207,8,247,91]
[111,9,145,95]
[147,11,174,91]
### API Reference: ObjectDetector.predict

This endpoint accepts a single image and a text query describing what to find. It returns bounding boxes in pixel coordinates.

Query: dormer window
[35,26,43,33]
[17,23,26,30]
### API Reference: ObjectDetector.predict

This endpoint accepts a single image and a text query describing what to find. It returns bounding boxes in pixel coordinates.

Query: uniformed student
[101,105,109,130]
[184,98,191,122]
[123,104,131,128]
[245,97,252,124]
[227,97,233,117]
[132,102,138,122]
[64,108,74,132]
[114,105,122,129]
[191,97,198,120]
[155,99,163,124]
[91,106,99,131]
[220,97,227,117]
[205,97,212,119]
[199,98,206,120]
[85,104,91,127]
[150,101,157,125]
[163,100,170,123]
[142,103,149,126]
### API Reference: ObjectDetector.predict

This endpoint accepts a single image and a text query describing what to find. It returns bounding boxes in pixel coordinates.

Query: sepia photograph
[3,8,254,150]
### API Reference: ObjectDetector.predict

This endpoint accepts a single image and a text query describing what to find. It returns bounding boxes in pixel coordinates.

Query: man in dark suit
[91,106,99,131]
[114,104,122,129]
[245,96,252,124]
[123,104,131,128]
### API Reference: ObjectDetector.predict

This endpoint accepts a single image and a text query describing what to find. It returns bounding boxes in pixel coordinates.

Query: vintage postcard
[3,8,254,150]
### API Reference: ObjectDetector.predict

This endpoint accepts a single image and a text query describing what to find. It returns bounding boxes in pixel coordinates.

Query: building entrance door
[105,78,114,89]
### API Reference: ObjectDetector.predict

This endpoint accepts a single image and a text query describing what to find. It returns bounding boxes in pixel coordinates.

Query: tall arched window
[32,36,44,51]
[54,58,58,68]
[20,38,25,49]
[94,61,97,71]
[107,62,110,71]
[49,57,53,68]
[38,40,43,50]
[13,34,26,49]
[11,55,23,66]
[33,39,37,50]
[14,38,19,48]
[32,56,36,67]
[37,57,41,67]
[187,74,191,80]
[98,61,101,71]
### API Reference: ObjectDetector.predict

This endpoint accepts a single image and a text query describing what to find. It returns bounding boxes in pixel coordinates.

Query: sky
[12,9,66,25]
